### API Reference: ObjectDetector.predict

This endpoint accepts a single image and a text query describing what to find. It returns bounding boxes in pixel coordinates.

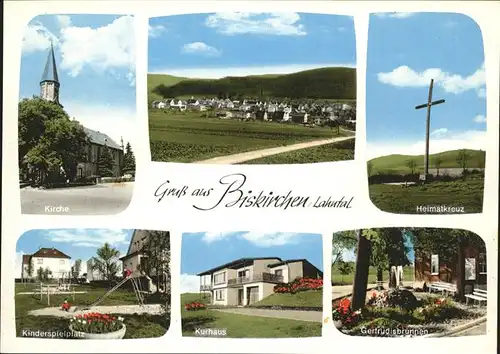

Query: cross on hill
[415,79,445,182]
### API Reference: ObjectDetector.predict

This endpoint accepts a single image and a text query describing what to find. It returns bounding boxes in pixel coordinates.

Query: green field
[243,138,355,164]
[369,174,484,214]
[149,110,349,163]
[331,265,415,285]
[369,149,485,175]
[148,67,356,101]
[250,290,323,308]
[15,283,169,339]
[180,293,321,338]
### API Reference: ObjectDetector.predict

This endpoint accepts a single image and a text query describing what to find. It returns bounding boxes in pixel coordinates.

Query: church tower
[40,43,61,106]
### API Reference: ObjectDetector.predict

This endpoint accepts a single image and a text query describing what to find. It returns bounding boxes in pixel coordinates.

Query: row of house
[151,96,356,125]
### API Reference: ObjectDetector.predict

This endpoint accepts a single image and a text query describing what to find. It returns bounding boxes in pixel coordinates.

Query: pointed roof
[41,43,59,83]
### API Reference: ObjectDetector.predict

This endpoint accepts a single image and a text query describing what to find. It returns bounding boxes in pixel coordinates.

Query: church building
[39,44,124,178]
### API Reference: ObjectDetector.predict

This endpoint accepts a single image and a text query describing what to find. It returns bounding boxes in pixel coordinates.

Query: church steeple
[40,42,61,106]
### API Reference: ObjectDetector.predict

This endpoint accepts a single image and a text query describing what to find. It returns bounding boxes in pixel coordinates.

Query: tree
[457,149,470,175]
[337,261,354,284]
[351,229,372,311]
[97,145,115,177]
[72,259,82,280]
[367,161,373,177]
[332,231,357,267]
[122,142,136,176]
[138,230,171,294]
[36,267,44,281]
[26,257,34,280]
[406,159,417,175]
[91,243,121,283]
[18,98,89,184]
[433,157,443,176]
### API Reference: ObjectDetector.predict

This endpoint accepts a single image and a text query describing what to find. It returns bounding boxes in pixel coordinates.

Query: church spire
[40,42,61,106]
[41,42,59,84]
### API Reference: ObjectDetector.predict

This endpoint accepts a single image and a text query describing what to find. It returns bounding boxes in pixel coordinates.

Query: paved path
[195,136,355,165]
[20,183,134,215]
[332,284,378,301]
[449,321,487,337]
[213,308,322,323]
[28,304,163,318]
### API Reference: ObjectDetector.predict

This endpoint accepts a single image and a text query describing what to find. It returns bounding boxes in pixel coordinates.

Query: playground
[15,271,170,339]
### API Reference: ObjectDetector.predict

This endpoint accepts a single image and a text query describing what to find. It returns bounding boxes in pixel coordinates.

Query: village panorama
[148,68,357,165]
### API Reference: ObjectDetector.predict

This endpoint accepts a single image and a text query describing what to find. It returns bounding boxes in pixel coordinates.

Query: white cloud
[180,274,201,293]
[200,231,235,243]
[58,16,136,81]
[22,21,59,53]
[23,16,136,85]
[181,42,221,56]
[473,114,486,123]
[367,129,487,159]
[240,232,304,247]
[205,12,306,36]
[200,231,305,247]
[377,64,486,97]
[149,24,166,38]
[44,229,131,248]
[477,88,486,99]
[430,128,449,138]
[15,251,24,278]
[63,101,136,149]
[337,27,346,32]
[56,15,72,28]
[150,62,356,79]
[375,12,415,19]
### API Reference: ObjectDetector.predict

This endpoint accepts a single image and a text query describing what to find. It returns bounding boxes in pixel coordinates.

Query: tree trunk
[376,268,383,289]
[351,230,371,311]
[456,235,466,301]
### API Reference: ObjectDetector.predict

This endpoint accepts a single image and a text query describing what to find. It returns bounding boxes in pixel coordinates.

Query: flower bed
[184,301,207,311]
[69,313,125,339]
[332,298,362,329]
[335,291,482,337]
[274,278,323,294]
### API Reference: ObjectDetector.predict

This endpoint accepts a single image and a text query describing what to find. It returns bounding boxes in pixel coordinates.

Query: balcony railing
[227,272,283,287]
[200,284,212,291]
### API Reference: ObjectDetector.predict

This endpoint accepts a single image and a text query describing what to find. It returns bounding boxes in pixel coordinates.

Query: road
[449,321,487,337]
[195,135,355,165]
[213,308,322,322]
[20,183,134,215]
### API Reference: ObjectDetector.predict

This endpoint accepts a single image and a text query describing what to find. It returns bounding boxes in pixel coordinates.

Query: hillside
[369,149,486,174]
[148,67,356,101]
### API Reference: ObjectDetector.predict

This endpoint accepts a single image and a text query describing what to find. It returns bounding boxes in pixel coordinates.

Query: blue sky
[366,12,486,158]
[148,12,355,78]
[338,229,415,264]
[15,229,133,274]
[180,231,323,293]
[20,14,136,147]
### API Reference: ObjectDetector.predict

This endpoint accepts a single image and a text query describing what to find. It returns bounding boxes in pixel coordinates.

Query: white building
[21,247,72,280]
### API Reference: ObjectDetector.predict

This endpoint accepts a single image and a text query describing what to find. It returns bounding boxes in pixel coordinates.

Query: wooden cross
[415,79,445,181]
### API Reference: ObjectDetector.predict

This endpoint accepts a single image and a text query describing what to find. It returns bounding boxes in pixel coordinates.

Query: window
[430,254,439,275]
[275,269,283,277]
[215,290,224,301]
[214,272,226,284]
[465,258,476,280]
[37,259,43,265]
[59,260,65,265]
[478,253,487,274]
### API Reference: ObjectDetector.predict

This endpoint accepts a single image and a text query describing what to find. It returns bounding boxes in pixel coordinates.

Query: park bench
[428,281,457,296]
[465,288,487,306]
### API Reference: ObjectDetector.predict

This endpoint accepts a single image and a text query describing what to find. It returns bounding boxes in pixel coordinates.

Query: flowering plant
[184,301,207,311]
[366,291,388,308]
[332,298,362,328]
[70,313,124,334]
[274,278,323,294]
